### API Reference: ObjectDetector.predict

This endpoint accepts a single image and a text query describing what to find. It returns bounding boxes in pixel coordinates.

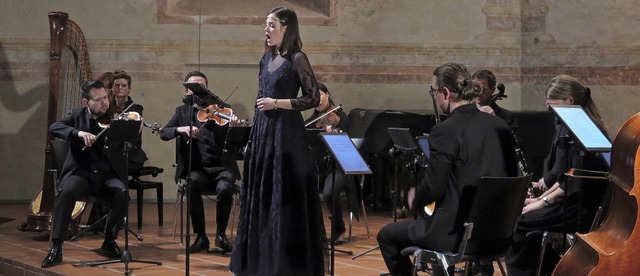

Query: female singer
[230,6,328,275]
[506,74,609,275]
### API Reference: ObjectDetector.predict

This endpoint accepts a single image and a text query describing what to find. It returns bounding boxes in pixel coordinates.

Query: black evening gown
[230,50,328,275]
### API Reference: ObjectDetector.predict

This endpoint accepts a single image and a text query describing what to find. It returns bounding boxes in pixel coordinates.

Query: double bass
[553,112,640,274]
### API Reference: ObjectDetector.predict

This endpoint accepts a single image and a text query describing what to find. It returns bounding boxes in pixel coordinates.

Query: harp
[19,11,91,232]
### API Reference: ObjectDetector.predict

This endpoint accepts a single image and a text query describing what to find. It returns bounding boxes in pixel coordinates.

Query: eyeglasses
[429,85,440,97]
[113,83,129,88]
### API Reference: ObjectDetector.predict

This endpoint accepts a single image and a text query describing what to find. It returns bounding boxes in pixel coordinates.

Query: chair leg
[137,187,144,230]
[496,258,507,276]
[157,184,163,226]
[360,200,370,238]
[229,192,238,239]
[536,231,550,276]
[463,261,472,276]
[172,187,182,241]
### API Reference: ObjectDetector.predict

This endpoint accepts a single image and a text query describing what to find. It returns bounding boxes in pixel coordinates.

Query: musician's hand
[407,187,416,209]
[78,131,97,147]
[257,97,276,111]
[177,126,199,137]
[229,114,242,127]
[524,197,539,206]
[325,125,333,132]
[532,178,549,192]
[522,199,545,215]
[476,103,495,116]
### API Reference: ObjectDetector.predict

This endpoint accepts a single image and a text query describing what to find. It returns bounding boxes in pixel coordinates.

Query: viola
[197,104,250,126]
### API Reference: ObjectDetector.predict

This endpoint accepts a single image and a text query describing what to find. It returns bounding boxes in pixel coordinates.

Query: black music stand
[74,120,162,275]
[183,82,228,108]
[305,129,353,256]
[319,132,372,276]
[387,127,420,220]
[550,105,612,249]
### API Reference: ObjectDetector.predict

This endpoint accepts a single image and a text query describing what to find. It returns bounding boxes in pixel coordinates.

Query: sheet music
[320,133,372,175]
[551,105,611,151]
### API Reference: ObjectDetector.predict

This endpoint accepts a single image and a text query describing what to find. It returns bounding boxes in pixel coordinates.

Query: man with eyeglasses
[42,80,130,268]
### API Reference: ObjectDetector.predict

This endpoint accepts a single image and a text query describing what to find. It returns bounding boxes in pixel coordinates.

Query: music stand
[387,127,420,220]
[550,105,612,249]
[319,132,372,276]
[183,82,228,108]
[74,120,162,274]
[305,129,354,257]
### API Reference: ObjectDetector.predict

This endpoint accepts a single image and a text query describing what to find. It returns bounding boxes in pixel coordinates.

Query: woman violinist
[105,70,148,172]
[306,82,349,132]
[506,75,610,276]
[305,82,358,244]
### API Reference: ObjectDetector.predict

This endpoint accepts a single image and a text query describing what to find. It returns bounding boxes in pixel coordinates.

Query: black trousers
[51,173,127,241]
[377,219,449,276]
[322,170,357,239]
[188,169,236,237]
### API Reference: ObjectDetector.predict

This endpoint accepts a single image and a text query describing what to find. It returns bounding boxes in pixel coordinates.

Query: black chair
[401,174,532,276]
[128,166,164,230]
[48,140,85,238]
[529,169,611,276]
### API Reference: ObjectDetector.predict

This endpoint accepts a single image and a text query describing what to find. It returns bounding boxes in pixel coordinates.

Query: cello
[553,112,640,274]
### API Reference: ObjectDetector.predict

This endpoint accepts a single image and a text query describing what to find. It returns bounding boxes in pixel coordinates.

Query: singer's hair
[113,69,132,88]
[433,62,481,102]
[545,74,608,136]
[81,80,105,100]
[184,70,209,87]
[265,6,302,57]
[472,69,496,89]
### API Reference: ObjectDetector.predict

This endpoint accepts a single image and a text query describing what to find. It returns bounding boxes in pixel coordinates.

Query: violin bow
[304,104,342,128]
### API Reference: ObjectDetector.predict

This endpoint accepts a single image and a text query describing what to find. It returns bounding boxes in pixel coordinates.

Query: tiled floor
[0,200,395,275]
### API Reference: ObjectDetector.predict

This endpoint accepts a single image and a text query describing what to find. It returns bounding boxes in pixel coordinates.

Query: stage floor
[0,200,394,275]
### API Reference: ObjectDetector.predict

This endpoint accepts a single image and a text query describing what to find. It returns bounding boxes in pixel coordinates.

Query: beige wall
[1,0,639,202]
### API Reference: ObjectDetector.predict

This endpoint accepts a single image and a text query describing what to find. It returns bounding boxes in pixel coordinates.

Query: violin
[83,99,141,150]
[197,104,250,126]
[305,104,342,130]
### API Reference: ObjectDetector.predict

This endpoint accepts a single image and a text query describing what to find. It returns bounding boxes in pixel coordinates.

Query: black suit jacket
[49,107,129,192]
[160,104,229,183]
[411,104,518,252]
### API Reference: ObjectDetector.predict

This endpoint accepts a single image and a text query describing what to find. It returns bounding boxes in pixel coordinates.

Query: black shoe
[101,239,123,259]
[189,235,210,253]
[41,245,63,268]
[214,235,232,252]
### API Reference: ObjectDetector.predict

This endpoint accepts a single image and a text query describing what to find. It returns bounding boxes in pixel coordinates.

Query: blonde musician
[506,75,609,276]
[42,80,130,267]
[376,63,518,275]
[305,82,356,244]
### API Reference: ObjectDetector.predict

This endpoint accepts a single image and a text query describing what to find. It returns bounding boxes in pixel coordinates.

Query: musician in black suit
[376,63,518,275]
[160,71,239,253]
[42,80,130,268]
